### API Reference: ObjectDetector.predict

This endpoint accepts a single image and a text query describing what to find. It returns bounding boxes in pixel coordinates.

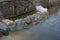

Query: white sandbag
[15,19,25,30]
[28,15,35,22]
[7,24,16,32]
[2,19,13,25]
[36,5,48,13]
[1,19,17,32]
[34,15,40,21]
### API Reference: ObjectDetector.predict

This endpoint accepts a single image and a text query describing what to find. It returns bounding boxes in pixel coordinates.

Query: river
[0,6,60,40]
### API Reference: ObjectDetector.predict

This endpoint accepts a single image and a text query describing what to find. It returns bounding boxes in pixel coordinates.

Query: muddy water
[0,6,60,40]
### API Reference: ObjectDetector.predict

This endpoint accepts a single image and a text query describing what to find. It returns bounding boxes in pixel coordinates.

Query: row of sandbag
[0,12,48,33]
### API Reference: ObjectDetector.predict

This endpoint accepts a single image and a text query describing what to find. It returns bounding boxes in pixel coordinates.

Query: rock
[36,12,49,17]
[28,15,35,22]
[38,13,47,20]
[15,19,25,30]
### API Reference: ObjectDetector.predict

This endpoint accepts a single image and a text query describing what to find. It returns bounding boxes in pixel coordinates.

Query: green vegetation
[8,11,36,20]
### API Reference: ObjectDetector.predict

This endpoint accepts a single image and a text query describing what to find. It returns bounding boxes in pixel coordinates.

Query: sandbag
[15,19,25,30]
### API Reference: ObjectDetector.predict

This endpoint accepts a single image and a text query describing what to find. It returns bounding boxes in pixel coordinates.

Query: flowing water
[0,6,60,40]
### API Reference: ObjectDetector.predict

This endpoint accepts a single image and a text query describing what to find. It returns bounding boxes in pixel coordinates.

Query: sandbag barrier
[0,11,48,36]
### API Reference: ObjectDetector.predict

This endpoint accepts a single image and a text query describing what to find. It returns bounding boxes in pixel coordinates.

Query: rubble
[24,17,32,25]
[36,5,48,13]
[2,19,13,25]
[0,11,48,31]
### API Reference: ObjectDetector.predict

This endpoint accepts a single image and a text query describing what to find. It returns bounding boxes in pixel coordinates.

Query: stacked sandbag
[7,23,16,32]
[15,19,25,30]
[1,19,25,32]
[0,12,48,36]
[0,22,9,36]
[24,17,32,25]
[2,19,16,32]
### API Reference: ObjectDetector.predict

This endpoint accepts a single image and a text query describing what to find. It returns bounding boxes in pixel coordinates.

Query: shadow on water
[0,5,60,40]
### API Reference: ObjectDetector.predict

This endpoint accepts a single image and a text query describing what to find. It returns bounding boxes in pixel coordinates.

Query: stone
[39,14,47,20]
[23,16,34,28]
